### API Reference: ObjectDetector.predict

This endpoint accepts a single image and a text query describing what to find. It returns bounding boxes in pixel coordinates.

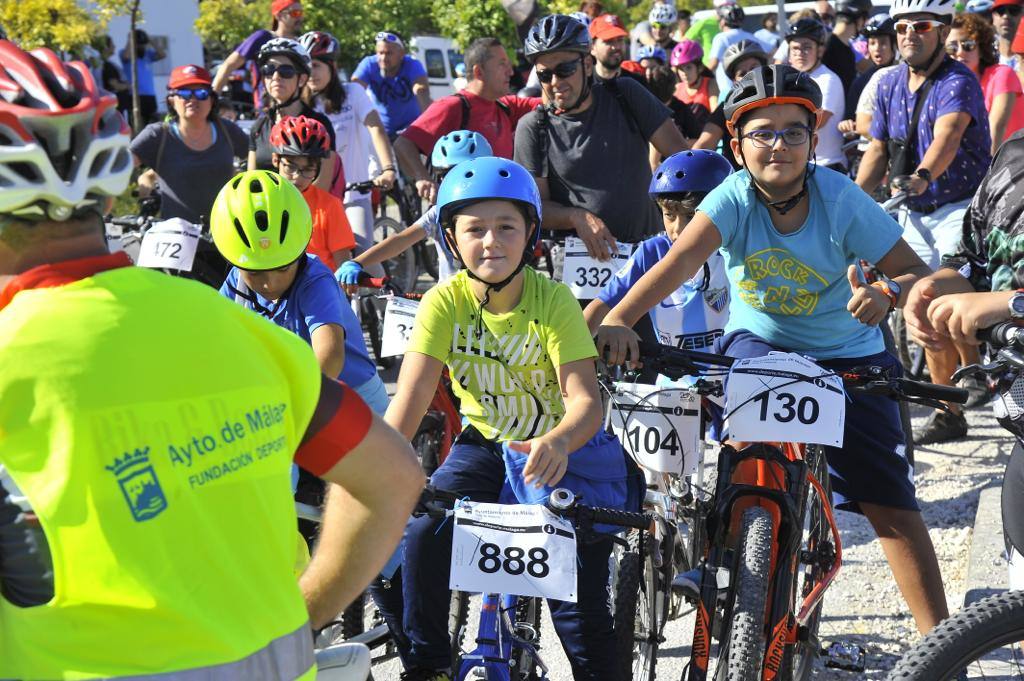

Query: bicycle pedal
[821,640,866,672]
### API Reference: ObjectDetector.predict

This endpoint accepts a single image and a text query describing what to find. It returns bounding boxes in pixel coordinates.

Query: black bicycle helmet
[524,14,591,62]
[717,4,746,28]
[835,0,873,19]
[723,40,769,81]
[723,64,822,135]
[785,18,829,45]
[863,13,897,37]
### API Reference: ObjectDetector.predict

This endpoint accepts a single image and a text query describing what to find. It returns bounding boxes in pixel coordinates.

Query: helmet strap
[443,225,536,293]
[552,57,592,114]
[910,39,946,75]
[739,141,813,216]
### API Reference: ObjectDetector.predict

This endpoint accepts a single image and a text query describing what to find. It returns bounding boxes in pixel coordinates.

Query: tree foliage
[0,0,102,52]
[431,0,519,52]
[193,0,265,57]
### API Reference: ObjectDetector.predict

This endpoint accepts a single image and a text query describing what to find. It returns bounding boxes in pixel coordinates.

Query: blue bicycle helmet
[437,157,543,289]
[431,130,494,170]
[637,45,668,63]
[649,150,733,197]
[966,0,994,12]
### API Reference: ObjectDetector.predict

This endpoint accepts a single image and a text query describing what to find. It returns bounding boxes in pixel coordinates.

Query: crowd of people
[5,0,1024,679]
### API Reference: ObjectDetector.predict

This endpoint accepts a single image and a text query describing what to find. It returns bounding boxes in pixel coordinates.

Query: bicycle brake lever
[952,359,1006,383]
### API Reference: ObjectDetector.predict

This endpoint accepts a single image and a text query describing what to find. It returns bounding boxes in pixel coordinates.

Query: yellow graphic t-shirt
[408,268,598,442]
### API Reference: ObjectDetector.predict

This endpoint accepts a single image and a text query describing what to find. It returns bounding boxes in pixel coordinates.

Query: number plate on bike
[380,296,420,357]
[609,382,701,475]
[725,353,846,446]
[560,236,632,299]
[450,502,578,602]
[136,219,201,271]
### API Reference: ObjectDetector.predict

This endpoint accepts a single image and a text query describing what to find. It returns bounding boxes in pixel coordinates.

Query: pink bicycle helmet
[671,40,704,67]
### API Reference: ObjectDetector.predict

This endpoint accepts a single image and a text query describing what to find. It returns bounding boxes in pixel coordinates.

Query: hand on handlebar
[837,119,858,135]
[335,260,364,296]
[510,437,568,489]
[891,174,928,197]
[926,291,1013,346]
[572,209,618,261]
[374,169,397,191]
[596,323,641,368]
[415,179,438,204]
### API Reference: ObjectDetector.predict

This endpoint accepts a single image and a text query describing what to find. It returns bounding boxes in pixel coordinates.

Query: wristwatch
[871,278,902,312]
[914,167,933,183]
[1008,290,1024,320]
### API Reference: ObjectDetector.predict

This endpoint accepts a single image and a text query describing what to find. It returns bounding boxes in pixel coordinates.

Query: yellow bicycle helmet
[211,170,312,270]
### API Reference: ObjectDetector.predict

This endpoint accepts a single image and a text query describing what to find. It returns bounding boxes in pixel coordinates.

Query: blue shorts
[712,330,918,515]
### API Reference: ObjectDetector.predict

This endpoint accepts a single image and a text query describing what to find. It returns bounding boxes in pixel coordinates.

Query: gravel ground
[363,390,1011,680]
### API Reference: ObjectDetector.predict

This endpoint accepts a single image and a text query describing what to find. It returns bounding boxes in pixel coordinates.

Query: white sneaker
[315,641,371,681]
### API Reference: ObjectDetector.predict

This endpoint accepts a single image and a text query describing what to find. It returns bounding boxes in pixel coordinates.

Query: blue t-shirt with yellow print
[697,166,902,359]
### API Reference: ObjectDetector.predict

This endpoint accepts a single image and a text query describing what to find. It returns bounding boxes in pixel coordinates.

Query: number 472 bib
[450,502,578,602]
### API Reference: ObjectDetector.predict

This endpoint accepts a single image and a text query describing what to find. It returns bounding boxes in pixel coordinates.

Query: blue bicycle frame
[455,593,547,681]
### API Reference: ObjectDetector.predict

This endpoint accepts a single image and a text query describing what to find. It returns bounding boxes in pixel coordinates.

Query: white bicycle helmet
[0,41,131,221]
[965,0,994,12]
[649,4,679,24]
[258,37,312,74]
[890,0,957,19]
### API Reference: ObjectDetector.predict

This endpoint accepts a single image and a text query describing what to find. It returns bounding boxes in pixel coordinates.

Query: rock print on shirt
[739,247,829,316]
[448,314,563,441]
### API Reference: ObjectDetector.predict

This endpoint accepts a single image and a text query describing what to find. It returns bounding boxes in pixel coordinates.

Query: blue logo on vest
[105,447,168,522]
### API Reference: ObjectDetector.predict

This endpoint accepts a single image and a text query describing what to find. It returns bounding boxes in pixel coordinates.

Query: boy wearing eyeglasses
[856,0,990,445]
[597,64,951,636]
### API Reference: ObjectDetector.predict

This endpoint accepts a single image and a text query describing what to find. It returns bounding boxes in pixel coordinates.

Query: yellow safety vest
[0,266,322,680]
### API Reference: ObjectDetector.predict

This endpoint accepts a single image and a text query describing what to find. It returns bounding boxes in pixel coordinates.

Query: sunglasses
[285,8,303,18]
[894,19,946,34]
[945,39,978,53]
[376,32,404,46]
[261,63,299,79]
[741,126,812,149]
[171,88,211,101]
[536,57,583,84]
[994,5,1023,15]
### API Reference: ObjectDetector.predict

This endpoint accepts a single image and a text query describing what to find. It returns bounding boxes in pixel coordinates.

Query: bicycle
[348,180,418,294]
[418,484,656,681]
[364,174,441,285]
[880,190,928,382]
[888,321,1024,681]
[611,341,966,681]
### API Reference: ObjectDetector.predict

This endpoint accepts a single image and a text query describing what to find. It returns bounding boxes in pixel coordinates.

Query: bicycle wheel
[891,309,927,380]
[373,216,416,294]
[512,597,544,681]
[449,590,470,672]
[889,590,1024,680]
[416,240,440,282]
[413,411,445,476]
[782,444,834,681]
[613,530,662,681]
[360,294,394,370]
[340,592,366,638]
[725,506,774,681]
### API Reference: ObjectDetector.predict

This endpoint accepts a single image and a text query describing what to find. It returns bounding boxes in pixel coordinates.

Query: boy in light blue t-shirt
[596,65,950,635]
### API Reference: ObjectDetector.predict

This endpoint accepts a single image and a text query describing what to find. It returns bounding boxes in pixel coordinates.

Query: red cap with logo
[590,13,629,41]
[271,0,299,15]
[168,64,213,89]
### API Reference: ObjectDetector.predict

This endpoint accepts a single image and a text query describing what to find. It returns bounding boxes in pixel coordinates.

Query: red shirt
[401,89,542,160]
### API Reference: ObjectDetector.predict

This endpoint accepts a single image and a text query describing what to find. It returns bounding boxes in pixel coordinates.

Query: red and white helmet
[299,31,339,62]
[270,115,330,158]
[0,41,131,220]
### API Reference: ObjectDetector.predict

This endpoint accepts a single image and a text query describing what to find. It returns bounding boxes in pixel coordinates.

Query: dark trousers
[369,431,619,679]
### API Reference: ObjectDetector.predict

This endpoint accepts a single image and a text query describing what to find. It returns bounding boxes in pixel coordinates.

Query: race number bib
[450,502,578,602]
[137,219,201,271]
[560,236,632,299]
[725,353,846,447]
[609,382,702,475]
[380,296,420,357]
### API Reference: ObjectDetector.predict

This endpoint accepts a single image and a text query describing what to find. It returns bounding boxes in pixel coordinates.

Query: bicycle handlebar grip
[899,379,969,404]
[636,340,735,368]
[356,272,390,289]
[588,507,655,531]
[977,322,1024,348]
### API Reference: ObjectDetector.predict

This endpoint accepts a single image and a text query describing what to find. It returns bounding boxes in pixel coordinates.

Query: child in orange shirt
[270,115,355,270]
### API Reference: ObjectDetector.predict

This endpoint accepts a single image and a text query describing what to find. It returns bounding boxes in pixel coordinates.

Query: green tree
[431,0,518,52]
[0,0,101,52]
[303,0,435,72]
[193,0,265,58]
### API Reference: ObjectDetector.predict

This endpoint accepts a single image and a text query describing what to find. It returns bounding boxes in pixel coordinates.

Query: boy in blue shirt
[336,130,492,291]
[596,65,949,634]
[584,150,732,350]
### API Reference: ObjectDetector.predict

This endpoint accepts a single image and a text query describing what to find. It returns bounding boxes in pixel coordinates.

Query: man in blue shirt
[856,0,992,444]
[352,31,432,138]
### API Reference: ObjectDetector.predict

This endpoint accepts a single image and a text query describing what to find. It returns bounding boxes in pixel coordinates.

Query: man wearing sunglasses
[352,31,432,139]
[515,14,687,262]
[393,37,541,203]
[993,0,1024,67]
[211,0,305,111]
[857,0,992,445]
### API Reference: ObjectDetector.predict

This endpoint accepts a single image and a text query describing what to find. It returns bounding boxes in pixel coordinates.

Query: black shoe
[962,375,993,409]
[913,410,968,445]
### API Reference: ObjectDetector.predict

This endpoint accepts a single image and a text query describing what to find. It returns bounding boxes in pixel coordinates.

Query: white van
[409,35,464,101]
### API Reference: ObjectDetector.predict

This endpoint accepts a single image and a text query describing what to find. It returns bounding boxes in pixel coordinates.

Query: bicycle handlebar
[977,322,1024,348]
[345,180,377,194]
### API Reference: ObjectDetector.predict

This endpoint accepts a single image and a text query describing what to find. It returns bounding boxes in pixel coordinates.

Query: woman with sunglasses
[130,64,249,224]
[949,12,1024,152]
[247,38,336,192]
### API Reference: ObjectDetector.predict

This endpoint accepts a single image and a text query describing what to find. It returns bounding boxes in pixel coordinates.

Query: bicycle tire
[417,240,440,282]
[613,530,661,681]
[888,590,1024,681]
[726,506,774,681]
[340,593,366,639]
[373,216,416,294]
[414,411,445,476]
[891,309,927,381]
[360,295,394,370]
[513,597,544,681]
[786,445,834,681]
[449,590,470,672]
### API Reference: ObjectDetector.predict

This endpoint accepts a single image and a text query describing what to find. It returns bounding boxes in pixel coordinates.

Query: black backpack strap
[457,92,471,130]
[603,78,646,141]
[154,122,169,172]
[535,103,550,178]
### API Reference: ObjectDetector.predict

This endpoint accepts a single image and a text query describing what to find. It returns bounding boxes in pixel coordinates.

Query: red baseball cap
[168,64,213,89]
[271,0,300,16]
[994,0,1024,8]
[591,14,629,41]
